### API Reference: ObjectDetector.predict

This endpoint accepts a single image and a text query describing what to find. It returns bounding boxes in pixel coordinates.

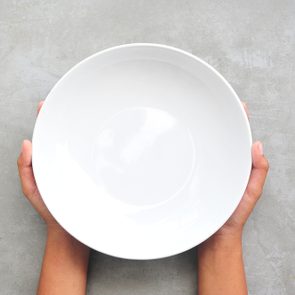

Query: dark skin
[17,101,268,295]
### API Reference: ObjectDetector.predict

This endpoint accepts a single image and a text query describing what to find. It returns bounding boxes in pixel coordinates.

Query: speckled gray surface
[0,0,294,294]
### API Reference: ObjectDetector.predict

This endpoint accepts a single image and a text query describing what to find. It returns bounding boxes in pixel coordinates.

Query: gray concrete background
[0,0,294,294]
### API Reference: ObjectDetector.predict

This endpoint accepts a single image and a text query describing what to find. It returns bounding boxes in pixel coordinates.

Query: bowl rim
[32,43,252,260]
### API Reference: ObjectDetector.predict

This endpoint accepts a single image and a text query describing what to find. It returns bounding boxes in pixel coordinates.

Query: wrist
[197,230,247,295]
[47,223,67,236]
[46,226,90,263]
[47,224,89,252]
[198,231,243,254]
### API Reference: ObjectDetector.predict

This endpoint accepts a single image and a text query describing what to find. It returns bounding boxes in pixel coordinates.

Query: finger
[245,141,269,203]
[17,140,38,198]
[37,100,44,114]
[226,141,269,225]
[242,102,249,118]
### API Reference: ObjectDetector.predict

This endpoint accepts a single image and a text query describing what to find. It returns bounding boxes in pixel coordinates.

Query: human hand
[200,104,269,249]
[17,101,60,230]
[197,105,269,295]
[18,102,92,295]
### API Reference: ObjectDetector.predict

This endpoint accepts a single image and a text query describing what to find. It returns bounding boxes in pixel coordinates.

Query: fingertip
[19,140,32,166]
[242,102,249,117]
[20,140,25,154]
[37,101,44,114]
[252,142,261,161]
[23,139,32,149]
[256,141,263,155]
[19,139,29,155]
[252,141,269,171]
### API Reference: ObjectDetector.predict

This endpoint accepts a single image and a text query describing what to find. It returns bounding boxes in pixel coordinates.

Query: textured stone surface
[0,0,294,294]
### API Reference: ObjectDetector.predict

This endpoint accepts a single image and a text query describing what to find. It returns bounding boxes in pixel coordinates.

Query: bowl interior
[33,44,251,259]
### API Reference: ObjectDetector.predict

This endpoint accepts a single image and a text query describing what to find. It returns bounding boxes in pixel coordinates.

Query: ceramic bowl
[32,44,252,259]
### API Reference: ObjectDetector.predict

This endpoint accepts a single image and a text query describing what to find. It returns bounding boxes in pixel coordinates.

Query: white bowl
[32,44,251,260]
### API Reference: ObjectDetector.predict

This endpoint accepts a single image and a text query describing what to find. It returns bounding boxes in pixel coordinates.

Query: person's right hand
[200,103,269,249]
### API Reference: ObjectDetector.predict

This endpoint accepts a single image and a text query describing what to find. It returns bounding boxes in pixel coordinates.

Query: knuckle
[265,159,270,171]
[22,187,28,196]
[257,188,264,198]
[22,186,31,198]
[17,157,21,167]
[247,186,263,198]
[262,158,269,171]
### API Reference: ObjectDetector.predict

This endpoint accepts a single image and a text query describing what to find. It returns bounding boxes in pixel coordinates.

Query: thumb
[17,140,38,198]
[245,141,269,202]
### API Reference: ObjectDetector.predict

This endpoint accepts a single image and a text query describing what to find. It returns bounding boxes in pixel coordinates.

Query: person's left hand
[17,101,59,229]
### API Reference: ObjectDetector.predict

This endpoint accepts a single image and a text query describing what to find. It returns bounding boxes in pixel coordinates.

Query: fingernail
[257,141,263,155]
[21,140,29,153]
